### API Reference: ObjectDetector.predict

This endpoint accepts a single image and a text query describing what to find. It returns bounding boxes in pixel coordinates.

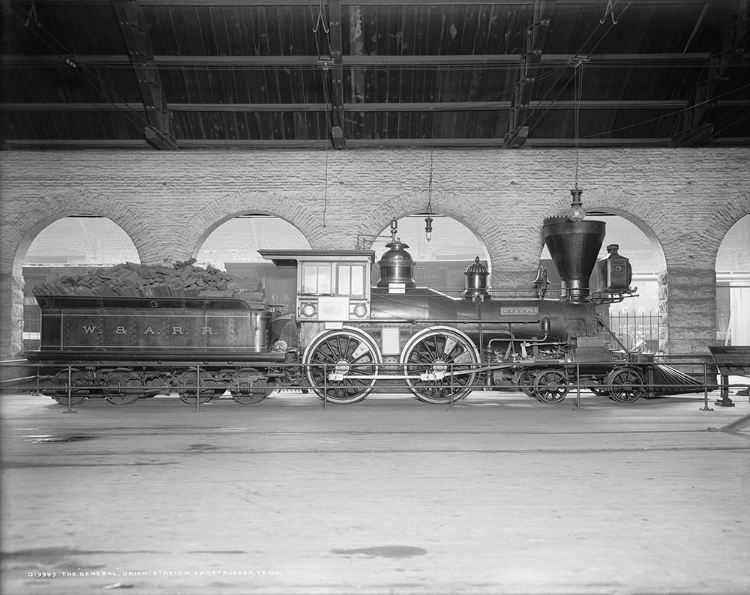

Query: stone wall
[1,147,748,359]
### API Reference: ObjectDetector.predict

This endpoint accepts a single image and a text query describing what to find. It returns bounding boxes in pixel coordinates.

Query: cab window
[302,263,332,294]
[337,264,366,296]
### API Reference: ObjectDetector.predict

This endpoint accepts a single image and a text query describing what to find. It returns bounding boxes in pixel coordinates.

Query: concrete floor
[1,387,749,595]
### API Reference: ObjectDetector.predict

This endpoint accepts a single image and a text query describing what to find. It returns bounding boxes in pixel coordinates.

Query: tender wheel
[513,369,537,398]
[303,328,381,404]
[533,369,569,403]
[401,327,480,404]
[176,368,216,404]
[231,368,271,405]
[48,369,89,406]
[104,370,144,406]
[606,368,644,403]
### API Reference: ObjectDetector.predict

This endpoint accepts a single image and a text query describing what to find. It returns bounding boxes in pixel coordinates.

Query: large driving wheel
[104,369,144,406]
[606,367,644,403]
[303,328,381,403]
[533,369,569,403]
[400,327,480,404]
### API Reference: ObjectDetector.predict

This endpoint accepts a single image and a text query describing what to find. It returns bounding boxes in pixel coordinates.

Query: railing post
[32,363,41,396]
[62,364,76,414]
[700,361,714,411]
[194,365,202,413]
[448,363,455,411]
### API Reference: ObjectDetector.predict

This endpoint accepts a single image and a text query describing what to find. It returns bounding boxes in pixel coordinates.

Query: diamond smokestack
[542,217,606,302]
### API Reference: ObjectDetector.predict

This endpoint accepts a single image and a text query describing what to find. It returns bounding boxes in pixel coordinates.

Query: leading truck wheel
[606,368,644,403]
[400,327,480,404]
[303,328,381,404]
[533,369,569,403]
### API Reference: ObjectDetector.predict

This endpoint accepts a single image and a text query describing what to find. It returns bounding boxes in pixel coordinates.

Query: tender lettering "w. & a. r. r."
[80,325,214,335]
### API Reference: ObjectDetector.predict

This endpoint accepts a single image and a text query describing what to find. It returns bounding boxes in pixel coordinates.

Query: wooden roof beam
[6,99,747,112]
[112,0,178,150]
[0,53,715,68]
[327,0,346,149]
[505,0,555,148]
[7,136,750,150]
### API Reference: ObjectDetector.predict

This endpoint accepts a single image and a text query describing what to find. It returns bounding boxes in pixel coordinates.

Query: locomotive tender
[29,215,684,406]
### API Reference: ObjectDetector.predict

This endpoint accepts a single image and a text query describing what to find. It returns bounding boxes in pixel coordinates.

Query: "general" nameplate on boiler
[500,306,539,316]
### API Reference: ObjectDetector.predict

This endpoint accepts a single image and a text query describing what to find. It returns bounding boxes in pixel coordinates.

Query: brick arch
[182,191,319,257]
[0,189,148,359]
[712,194,750,266]
[2,189,148,277]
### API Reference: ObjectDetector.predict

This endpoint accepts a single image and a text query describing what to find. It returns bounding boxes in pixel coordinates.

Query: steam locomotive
[27,215,699,406]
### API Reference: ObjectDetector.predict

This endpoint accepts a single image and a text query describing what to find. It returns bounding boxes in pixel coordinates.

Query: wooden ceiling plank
[671,3,749,147]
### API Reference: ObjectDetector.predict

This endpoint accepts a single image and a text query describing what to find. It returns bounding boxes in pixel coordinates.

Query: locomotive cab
[258,249,375,327]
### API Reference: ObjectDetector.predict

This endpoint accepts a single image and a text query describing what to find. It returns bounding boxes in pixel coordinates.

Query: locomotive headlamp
[567,188,586,222]
[301,304,316,318]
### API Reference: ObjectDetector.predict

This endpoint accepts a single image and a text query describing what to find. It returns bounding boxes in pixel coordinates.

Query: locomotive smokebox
[543,217,605,302]
[377,239,417,290]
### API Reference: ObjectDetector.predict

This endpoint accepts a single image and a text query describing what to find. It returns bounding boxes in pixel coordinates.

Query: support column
[0,273,25,363]
[490,268,540,298]
[660,266,717,355]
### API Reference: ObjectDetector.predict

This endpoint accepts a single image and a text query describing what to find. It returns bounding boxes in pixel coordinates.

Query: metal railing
[605,311,661,352]
[2,357,749,414]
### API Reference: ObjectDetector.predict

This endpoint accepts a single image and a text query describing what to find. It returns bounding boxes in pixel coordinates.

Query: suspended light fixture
[568,187,586,222]
[567,58,588,222]
[425,147,435,241]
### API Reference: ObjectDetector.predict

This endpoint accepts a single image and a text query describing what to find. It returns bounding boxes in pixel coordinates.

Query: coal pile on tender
[31,259,264,301]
